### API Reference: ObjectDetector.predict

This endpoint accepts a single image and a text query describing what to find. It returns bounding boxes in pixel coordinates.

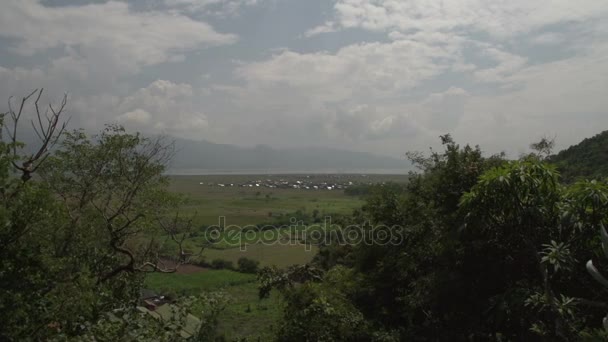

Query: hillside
[168,138,409,173]
[549,130,608,182]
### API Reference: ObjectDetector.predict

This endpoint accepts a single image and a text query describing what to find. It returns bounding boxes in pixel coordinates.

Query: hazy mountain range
[168,138,410,174]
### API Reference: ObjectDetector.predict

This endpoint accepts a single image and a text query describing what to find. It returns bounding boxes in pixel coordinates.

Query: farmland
[166,174,407,226]
[145,173,408,339]
[162,174,409,266]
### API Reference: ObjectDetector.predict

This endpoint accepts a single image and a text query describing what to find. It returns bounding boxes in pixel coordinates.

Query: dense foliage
[237,257,260,274]
[0,91,224,341]
[549,130,608,182]
[263,135,608,341]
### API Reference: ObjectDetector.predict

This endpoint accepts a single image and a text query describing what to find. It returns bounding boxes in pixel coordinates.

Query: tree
[529,136,556,160]
[262,137,508,340]
[258,265,371,341]
[460,160,608,339]
[548,130,608,182]
[347,136,506,338]
[0,90,213,340]
[268,135,608,340]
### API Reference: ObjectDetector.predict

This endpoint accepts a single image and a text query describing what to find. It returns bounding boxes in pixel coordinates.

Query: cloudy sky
[1,0,608,158]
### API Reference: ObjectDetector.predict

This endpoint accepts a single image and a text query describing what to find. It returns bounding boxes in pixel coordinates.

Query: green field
[146,269,255,293]
[202,243,318,268]
[146,174,407,339]
[162,174,408,267]
[167,175,372,226]
[146,270,282,340]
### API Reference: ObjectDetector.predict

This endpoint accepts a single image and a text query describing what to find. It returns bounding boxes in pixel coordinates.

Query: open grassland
[145,269,253,293]
[146,174,407,339]
[214,281,282,340]
[159,232,318,267]
[160,173,407,268]
[167,174,407,226]
[203,243,318,268]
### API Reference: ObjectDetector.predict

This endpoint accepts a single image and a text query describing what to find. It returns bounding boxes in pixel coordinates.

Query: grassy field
[202,243,318,268]
[145,174,407,339]
[166,174,407,226]
[146,269,255,293]
[146,270,282,340]
[160,174,409,267]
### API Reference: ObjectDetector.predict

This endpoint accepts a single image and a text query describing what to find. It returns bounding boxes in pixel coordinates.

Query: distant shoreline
[165,169,408,175]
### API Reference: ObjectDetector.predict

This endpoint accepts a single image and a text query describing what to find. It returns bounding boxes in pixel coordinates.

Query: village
[198,175,374,191]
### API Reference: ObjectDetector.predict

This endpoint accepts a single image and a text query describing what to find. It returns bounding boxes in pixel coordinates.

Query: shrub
[192,257,211,268]
[211,259,234,270]
[237,257,260,274]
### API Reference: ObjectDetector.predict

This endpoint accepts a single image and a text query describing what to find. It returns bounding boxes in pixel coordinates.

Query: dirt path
[158,259,209,274]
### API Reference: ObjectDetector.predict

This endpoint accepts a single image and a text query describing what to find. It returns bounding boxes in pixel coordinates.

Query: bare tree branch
[4,89,69,182]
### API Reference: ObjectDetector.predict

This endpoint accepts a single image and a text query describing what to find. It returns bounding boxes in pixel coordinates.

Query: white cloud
[473,47,528,84]
[419,87,470,131]
[118,109,152,124]
[530,32,565,45]
[0,0,237,71]
[304,22,337,38]
[12,79,212,139]
[451,41,608,155]
[322,105,415,141]
[236,37,463,103]
[229,32,472,148]
[115,80,209,138]
[0,66,47,96]
[0,1,234,140]
[1,0,607,160]
[323,0,608,38]
[163,0,272,17]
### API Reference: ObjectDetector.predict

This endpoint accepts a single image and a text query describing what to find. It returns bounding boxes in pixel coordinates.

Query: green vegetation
[260,135,608,341]
[237,257,260,274]
[202,244,318,268]
[146,270,282,340]
[549,130,608,182]
[5,89,608,341]
[145,270,254,293]
[0,91,227,341]
[166,174,392,226]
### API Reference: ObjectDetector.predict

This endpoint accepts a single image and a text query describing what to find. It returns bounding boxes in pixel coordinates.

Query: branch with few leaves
[4,88,69,182]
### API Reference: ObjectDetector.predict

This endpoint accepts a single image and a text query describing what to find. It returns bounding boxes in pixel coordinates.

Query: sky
[1,0,608,159]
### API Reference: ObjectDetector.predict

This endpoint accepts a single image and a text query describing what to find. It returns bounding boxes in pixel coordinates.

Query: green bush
[237,257,260,274]
[211,259,234,270]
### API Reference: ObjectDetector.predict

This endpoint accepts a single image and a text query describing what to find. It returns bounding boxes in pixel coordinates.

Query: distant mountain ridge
[168,138,409,173]
[549,130,608,182]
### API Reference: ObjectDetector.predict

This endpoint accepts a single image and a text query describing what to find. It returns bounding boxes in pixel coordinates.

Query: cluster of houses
[137,289,201,339]
[199,176,365,191]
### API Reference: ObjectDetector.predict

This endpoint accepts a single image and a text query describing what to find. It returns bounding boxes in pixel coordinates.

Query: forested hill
[549,130,608,182]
